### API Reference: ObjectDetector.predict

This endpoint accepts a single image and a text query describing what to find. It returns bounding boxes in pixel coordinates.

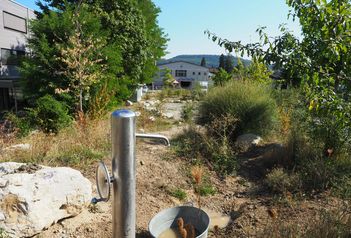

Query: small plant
[4,112,32,138]
[181,102,194,123]
[169,188,187,201]
[197,184,216,196]
[156,89,166,101]
[191,165,204,209]
[265,168,300,194]
[173,123,238,176]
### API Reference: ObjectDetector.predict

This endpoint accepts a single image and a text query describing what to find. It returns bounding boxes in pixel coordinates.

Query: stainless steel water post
[111,110,136,238]
[94,109,170,238]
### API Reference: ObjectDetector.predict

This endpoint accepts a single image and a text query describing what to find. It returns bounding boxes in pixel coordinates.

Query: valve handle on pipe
[93,161,113,204]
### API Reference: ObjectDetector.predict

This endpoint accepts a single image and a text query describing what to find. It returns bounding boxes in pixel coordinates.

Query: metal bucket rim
[148,205,210,238]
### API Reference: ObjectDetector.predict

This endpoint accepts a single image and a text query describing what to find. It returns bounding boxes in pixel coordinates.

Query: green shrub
[281,91,351,196]
[265,168,301,194]
[181,102,195,122]
[168,188,187,201]
[198,80,278,140]
[4,112,32,137]
[28,95,72,133]
[197,184,216,196]
[173,124,237,176]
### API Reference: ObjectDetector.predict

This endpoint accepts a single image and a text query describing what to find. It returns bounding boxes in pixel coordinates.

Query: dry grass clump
[0,118,110,169]
[260,202,351,238]
[191,165,204,209]
[265,168,301,194]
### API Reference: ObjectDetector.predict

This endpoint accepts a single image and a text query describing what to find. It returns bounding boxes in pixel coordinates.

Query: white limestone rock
[235,133,262,151]
[0,162,92,237]
[3,144,31,151]
[125,100,133,106]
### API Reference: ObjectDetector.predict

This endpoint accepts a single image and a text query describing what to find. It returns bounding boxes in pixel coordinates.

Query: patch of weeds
[88,203,102,214]
[156,89,166,101]
[332,176,351,199]
[55,146,104,167]
[168,188,187,201]
[181,102,195,123]
[260,202,351,238]
[173,124,238,176]
[197,184,216,196]
[190,166,216,199]
[265,168,301,194]
[4,112,32,138]
[304,205,351,238]
[161,153,173,161]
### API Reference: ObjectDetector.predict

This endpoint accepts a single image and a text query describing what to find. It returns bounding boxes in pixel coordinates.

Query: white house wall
[155,61,210,88]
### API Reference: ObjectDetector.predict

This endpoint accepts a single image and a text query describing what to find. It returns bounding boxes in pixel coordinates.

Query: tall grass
[198,80,278,140]
[0,119,110,169]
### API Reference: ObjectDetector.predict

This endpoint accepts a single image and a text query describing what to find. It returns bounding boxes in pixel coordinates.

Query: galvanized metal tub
[149,206,210,238]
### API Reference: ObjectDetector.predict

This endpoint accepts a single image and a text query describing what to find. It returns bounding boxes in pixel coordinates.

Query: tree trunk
[79,89,83,113]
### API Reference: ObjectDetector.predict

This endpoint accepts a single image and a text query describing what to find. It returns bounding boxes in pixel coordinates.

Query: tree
[200,57,207,67]
[137,0,168,83]
[224,54,234,73]
[56,6,106,113]
[21,0,167,117]
[162,68,174,87]
[206,0,351,152]
[212,68,232,86]
[218,54,225,69]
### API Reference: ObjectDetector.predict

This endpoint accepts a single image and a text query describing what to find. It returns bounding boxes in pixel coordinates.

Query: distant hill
[158,54,251,68]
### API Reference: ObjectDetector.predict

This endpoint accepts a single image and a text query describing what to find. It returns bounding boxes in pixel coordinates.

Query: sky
[16,0,301,59]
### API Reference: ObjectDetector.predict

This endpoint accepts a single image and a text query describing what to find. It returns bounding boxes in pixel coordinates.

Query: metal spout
[136,133,170,146]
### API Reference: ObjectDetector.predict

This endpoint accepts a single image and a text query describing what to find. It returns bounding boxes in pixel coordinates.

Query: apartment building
[0,0,35,111]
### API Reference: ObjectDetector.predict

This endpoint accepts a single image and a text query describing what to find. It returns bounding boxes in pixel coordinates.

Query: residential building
[0,0,35,111]
[154,61,210,90]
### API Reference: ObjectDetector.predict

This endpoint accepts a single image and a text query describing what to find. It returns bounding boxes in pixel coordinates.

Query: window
[204,73,207,76]
[1,49,25,65]
[198,72,201,75]
[193,72,195,75]
[3,11,27,33]
[175,70,187,77]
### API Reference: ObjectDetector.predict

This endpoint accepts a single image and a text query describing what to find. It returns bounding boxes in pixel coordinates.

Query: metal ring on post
[96,161,112,202]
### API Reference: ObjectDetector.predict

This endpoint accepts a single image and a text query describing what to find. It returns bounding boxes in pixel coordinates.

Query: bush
[198,80,278,141]
[181,102,195,122]
[260,204,351,238]
[173,124,237,176]
[4,113,32,137]
[265,168,301,194]
[28,95,72,133]
[280,90,351,196]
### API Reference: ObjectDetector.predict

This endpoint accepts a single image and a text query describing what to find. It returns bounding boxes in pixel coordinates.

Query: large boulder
[0,162,92,237]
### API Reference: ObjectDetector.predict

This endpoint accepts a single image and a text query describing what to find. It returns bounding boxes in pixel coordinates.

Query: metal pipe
[111,110,136,238]
[136,133,170,146]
